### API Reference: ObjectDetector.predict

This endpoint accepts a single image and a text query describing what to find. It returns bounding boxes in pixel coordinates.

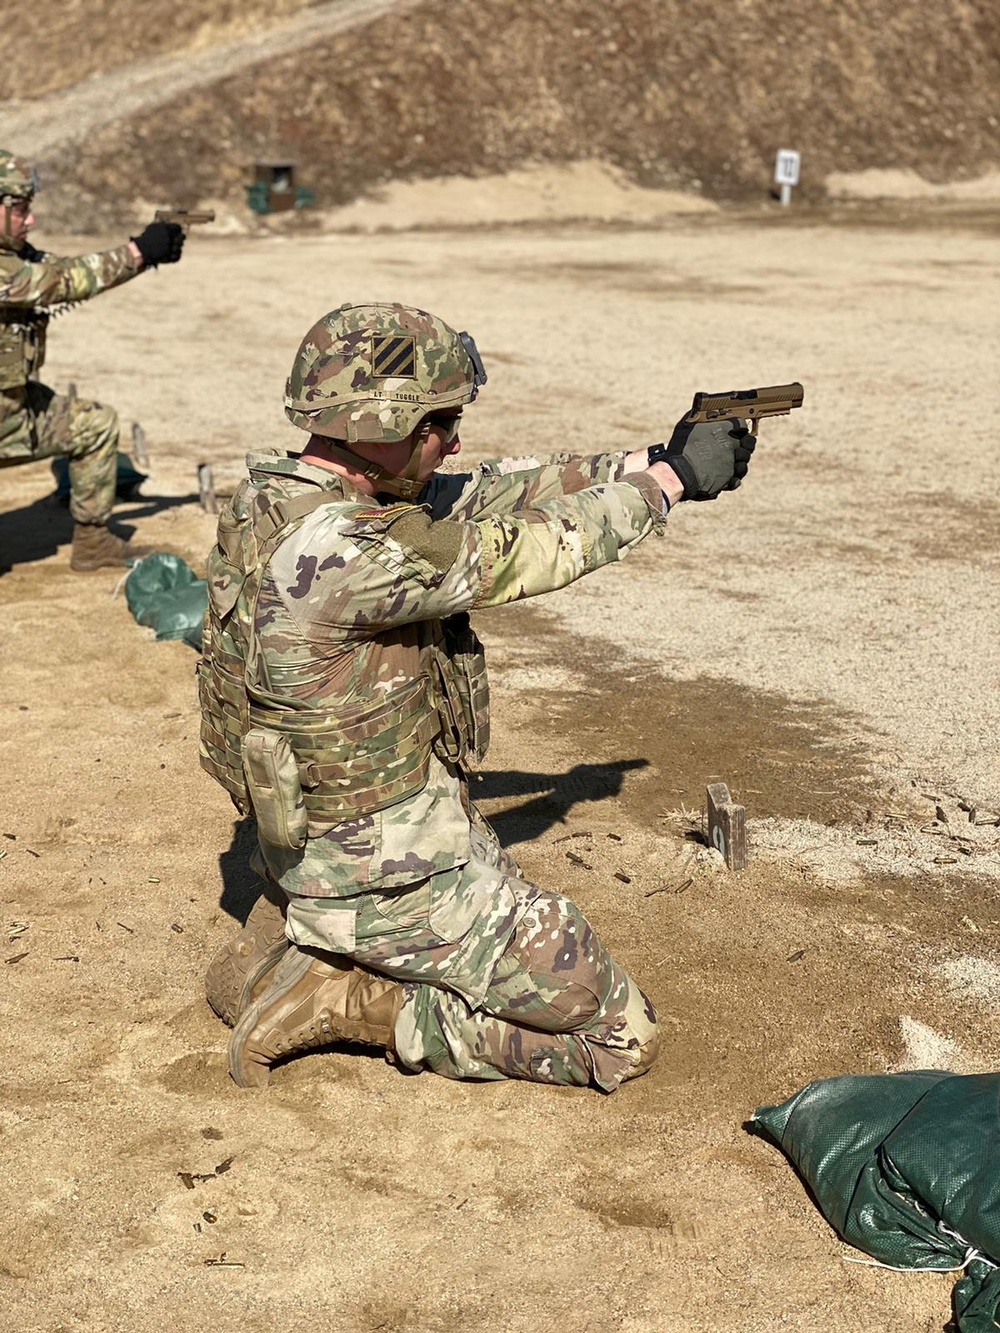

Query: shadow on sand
[0,491,200,574]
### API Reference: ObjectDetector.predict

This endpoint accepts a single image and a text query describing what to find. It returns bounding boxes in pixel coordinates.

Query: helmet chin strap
[319,433,427,502]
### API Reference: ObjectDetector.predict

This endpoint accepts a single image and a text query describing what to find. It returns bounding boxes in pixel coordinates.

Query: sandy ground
[311,162,718,232]
[825,168,1000,202]
[1,205,999,1333]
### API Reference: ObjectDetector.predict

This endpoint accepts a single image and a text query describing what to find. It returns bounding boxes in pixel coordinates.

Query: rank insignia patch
[372,334,416,379]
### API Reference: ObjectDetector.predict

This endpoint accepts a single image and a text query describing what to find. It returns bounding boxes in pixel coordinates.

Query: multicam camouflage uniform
[202,443,666,1090]
[0,150,139,523]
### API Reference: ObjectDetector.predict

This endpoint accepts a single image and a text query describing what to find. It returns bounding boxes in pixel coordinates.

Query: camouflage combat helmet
[0,150,38,202]
[284,302,486,446]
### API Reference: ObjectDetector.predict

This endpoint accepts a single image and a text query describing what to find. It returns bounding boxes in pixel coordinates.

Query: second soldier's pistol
[153,208,216,233]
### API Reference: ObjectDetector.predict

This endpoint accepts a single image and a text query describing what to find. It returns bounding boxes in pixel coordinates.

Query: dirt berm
[12,0,1000,229]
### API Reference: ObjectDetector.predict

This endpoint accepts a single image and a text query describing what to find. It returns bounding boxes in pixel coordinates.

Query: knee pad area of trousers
[625,986,661,1077]
[70,400,120,451]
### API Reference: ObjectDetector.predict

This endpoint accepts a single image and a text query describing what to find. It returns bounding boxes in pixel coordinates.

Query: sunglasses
[424,410,463,443]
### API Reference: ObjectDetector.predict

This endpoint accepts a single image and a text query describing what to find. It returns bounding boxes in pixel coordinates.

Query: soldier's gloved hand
[663,418,756,501]
[131,221,185,266]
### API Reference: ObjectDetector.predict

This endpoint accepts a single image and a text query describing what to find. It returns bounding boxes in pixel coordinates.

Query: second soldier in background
[0,149,185,569]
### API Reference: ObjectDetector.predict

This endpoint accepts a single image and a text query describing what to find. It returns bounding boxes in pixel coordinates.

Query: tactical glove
[659,418,756,501]
[132,221,185,266]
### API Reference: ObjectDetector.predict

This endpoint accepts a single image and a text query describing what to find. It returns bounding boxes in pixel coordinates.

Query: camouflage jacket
[0,239,139,391]
[202,448,665,899]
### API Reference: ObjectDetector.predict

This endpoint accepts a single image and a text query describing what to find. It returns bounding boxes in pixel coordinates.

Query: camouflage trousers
[0,381,120,523]
[284,822,660,1091]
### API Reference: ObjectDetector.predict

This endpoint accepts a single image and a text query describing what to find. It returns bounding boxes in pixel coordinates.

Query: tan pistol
[153,208,216,233]
[683,382,804,435]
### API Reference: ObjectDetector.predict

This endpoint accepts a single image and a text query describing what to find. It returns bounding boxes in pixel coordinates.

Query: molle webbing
[198,654,251,808]
[198,482,439,832]
[0,311,46,389]
[199,485,343,813]
[199,663,437,831]
[255,677,437,828]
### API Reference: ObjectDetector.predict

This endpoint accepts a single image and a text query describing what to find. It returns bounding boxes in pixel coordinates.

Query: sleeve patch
[386,510,465,573]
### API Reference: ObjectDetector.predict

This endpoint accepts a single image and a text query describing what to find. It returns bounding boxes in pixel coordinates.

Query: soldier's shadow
[0,495,73,569]
[217,815,263,925]
[471,758,649,846]
[0,491,200,573]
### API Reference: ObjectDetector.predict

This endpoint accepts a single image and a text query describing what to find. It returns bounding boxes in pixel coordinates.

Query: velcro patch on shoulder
[387,509,464,573]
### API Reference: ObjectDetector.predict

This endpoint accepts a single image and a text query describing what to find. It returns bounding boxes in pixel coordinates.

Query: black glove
[657,418,756,501]
[131,221,185,266]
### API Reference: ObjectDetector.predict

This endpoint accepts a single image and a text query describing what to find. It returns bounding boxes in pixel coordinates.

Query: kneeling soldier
[201,302,756,1090]
[0,149,185,569]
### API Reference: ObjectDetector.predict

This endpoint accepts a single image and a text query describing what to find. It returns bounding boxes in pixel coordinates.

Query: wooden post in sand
[707,782,747,871]
[131,421,150,468]
[198,463,218,514]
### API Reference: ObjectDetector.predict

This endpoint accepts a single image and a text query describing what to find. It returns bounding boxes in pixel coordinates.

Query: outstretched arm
[0,243,142,309]
[421,439,690,521]
[0,221,184,310]
[269,471,669,641]
[421,449,634,520]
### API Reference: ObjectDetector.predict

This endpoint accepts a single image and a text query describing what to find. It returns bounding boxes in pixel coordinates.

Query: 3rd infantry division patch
[372,334,417,379]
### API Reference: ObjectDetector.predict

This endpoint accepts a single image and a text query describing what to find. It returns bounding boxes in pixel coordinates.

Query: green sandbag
[751,1072,1000,1331]
[124,552,207,650]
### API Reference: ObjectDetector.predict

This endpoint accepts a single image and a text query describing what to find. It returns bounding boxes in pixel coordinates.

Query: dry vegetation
[12,0,999,230]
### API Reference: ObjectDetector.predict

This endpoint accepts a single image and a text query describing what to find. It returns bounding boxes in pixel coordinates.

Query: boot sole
[205,926,290,1028]
[228,946,316,1089]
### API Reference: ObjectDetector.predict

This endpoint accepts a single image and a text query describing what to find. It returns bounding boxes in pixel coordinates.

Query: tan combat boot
[204,886,290,1028]
[70,521,152,571]
[228,946,405,1089]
